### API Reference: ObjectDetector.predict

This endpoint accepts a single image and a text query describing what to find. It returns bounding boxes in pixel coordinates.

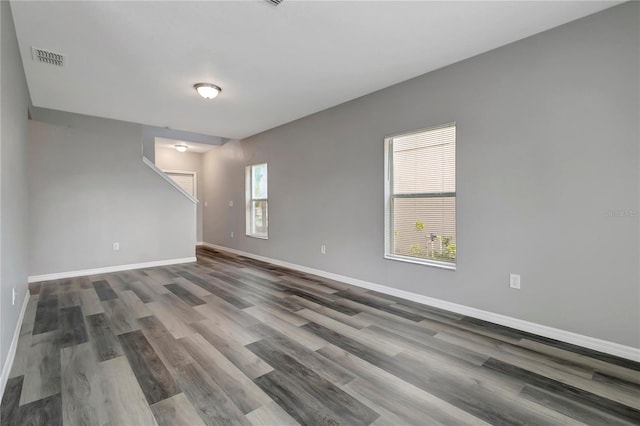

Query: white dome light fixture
[175,144,188,153]
[194,83,221,100]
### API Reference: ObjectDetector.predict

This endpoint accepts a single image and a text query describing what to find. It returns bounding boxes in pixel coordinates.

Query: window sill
[384,253,456,271]
[246,234,268,240]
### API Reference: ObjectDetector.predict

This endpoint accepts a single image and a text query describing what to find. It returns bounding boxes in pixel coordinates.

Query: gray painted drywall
[203,3,640,348]
[29,109,196,276]
[0,1,30,375]
[142,126,156,163]
[155,147,205,242]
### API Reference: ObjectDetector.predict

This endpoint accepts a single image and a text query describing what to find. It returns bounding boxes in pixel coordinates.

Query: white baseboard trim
[27,257,197,283]
[200,242,640,362]
[0,291,30,399]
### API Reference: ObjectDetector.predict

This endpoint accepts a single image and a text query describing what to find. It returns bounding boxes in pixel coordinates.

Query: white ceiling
[11,1,619,140]
[155,137,218,154]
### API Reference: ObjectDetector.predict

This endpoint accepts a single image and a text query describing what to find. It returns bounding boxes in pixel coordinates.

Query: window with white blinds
[246,163,268,239]
[384,123,456,269]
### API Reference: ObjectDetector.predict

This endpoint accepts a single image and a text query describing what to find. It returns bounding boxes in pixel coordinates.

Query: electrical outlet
[12,288,16,306]
[231,231,234,238]
[229,201,234,207]
[205,201,208,207]
[113,242,120,251]
[321,244,326,255]
[510,273,521,289]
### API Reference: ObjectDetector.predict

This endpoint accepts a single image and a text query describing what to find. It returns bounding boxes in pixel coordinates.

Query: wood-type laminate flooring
[2,246,639,425]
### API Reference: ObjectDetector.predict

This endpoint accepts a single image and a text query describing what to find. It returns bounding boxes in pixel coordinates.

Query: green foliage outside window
[406,221,456,262]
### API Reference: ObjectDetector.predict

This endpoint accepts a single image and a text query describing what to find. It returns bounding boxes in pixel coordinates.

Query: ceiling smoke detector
[32,47,65,67]
[264,0,283,6]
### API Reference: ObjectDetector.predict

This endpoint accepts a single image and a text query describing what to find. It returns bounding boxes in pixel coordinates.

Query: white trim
[143,156,198,203]
[199,242,640,362]
[246,163,269,239]
[0,291,30,399]
[27,257,197,283]
[162,168,197,175]
[384,253,456,270]
[246,234,269,240]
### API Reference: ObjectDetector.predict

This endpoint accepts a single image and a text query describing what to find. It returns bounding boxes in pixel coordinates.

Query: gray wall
[202,3,640,348]
[203,141,242,245]
[29,109,196,276]
[155,147,205,242]
[142,126,156,163]
[0,1,30,376]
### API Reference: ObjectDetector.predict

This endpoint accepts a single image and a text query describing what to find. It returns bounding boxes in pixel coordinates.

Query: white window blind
[385,123,456,268]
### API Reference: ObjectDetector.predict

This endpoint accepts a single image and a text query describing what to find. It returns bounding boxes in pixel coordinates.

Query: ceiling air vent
[31,47,65,67]
[264,0,283,6]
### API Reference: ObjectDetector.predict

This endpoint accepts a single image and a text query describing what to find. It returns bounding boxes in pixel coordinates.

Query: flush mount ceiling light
[194,83,221,100]
[175,144,188,152]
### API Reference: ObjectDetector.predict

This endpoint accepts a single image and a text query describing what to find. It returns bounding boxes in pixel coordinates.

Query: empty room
[0,0,638,425]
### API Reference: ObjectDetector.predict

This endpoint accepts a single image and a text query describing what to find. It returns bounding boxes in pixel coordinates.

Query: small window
[384,123,456,269]
[246,163,268,239]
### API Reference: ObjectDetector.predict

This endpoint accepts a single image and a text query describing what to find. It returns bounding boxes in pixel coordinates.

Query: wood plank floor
[2,246,639,425]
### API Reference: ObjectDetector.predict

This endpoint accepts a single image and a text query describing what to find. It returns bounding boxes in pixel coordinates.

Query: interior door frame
[162,169,197,199]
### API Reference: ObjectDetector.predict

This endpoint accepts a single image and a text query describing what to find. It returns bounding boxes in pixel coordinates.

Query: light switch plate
[510,273,521,289]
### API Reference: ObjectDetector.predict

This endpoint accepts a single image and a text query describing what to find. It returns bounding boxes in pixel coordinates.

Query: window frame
[245,163,269,239]
[384,122,457,271]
